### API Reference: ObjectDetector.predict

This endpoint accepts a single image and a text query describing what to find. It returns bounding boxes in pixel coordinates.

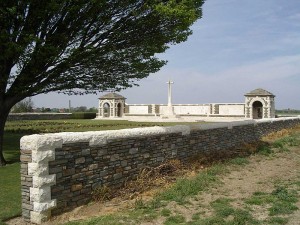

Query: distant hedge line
[70,112,96,119]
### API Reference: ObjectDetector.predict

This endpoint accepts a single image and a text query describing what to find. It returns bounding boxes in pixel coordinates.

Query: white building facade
[97,88,275,120]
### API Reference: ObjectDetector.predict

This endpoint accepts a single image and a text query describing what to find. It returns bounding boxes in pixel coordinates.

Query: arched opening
[103,103,110,117]
[252,101,263,119]
[117,103,122,117]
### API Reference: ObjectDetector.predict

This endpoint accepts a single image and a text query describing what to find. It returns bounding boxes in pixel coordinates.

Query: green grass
[228,157,249,166]
[257,144,273,156]
[161,208,172,217]
[245,185,299,224]
[0,163,21,222]
[273,136,300,148]
[154,164,225,205]
[0,132,24,223]
[165,215,186,224]
[5,119,197,133]
[267,217,289,225]
[210,198,234,217]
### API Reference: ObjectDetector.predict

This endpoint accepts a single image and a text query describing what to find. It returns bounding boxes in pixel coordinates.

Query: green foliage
[0,0,204,98]
[228,157,249,166]
[71,112,97,119]
[273,136,300,148]
[210,198,234,217]
[155,165,223,204]
[269,186,298,216]
[245,191,276,205]
[276,109,300,115]
[10,98,34,113]
[245,186,299,217]
[191,212,201,221]
[257,145,273,156]
[267,217,288,225]
[161,208,172,217]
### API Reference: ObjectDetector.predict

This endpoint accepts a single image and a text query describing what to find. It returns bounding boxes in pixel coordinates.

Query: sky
[33,0,300,109]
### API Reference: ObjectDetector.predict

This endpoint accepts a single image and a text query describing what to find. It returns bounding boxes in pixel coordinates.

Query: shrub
[71,112,96,119]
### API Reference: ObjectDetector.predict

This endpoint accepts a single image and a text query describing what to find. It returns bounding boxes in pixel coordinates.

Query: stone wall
[218,104,245,115]
[125,103,245,117]
[20,117,300,223]
[8,113,72,121]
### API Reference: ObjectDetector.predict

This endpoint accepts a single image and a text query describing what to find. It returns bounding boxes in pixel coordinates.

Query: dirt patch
[145,147,300,224]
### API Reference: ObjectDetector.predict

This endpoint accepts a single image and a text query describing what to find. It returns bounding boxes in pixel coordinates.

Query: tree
[0,0,205,166]
[11,97,34,113]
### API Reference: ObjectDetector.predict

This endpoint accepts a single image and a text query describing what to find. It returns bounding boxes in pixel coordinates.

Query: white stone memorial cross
[167,80,174,107]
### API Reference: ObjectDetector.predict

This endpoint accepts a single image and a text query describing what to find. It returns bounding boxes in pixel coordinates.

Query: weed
[165,215,186,225]
[272,140,284,148]
[155,165,223,204]
[92,185,112,202]
[257,145,273,156]
[269,202,298,215]
[161,208,171,217]
[271,186,298,203]
[245,191,275,205]
[231,209,260,224]
[135,198,146,209]
[210,198,234,217]
[229,157,249,165]
[266,216,288,224]
[245,186,299,217]
[191,212,201,221]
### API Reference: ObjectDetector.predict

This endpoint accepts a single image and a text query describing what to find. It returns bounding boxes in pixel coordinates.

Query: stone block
[129,148,138,154]
[113,173,122,180]
[63,168,75,176]
[20,155,32,162]
[143,153,150,158]
[89,164,98,170]
[98,149,107,156]
[82,148,90,155]
[110,154,120,161]
[75,157,85,164]
[71,183,83,192]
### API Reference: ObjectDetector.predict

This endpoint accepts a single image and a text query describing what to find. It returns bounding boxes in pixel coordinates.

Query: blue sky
[33,0,300,109]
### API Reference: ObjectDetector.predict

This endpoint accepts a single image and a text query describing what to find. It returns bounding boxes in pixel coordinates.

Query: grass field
[0,119,197,224]
[0,133,24,224]
[5,119,196,134]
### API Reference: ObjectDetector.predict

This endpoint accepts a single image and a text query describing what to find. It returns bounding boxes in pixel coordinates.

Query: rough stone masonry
[20,117,300,224]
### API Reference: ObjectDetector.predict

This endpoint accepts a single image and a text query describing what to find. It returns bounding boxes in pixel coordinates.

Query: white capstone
[21,135,62,151]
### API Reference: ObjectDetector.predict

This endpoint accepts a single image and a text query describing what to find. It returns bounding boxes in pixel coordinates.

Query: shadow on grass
[3,132,26,164]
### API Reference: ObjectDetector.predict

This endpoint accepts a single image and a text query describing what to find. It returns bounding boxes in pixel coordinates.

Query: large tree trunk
[0,106,12,166]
